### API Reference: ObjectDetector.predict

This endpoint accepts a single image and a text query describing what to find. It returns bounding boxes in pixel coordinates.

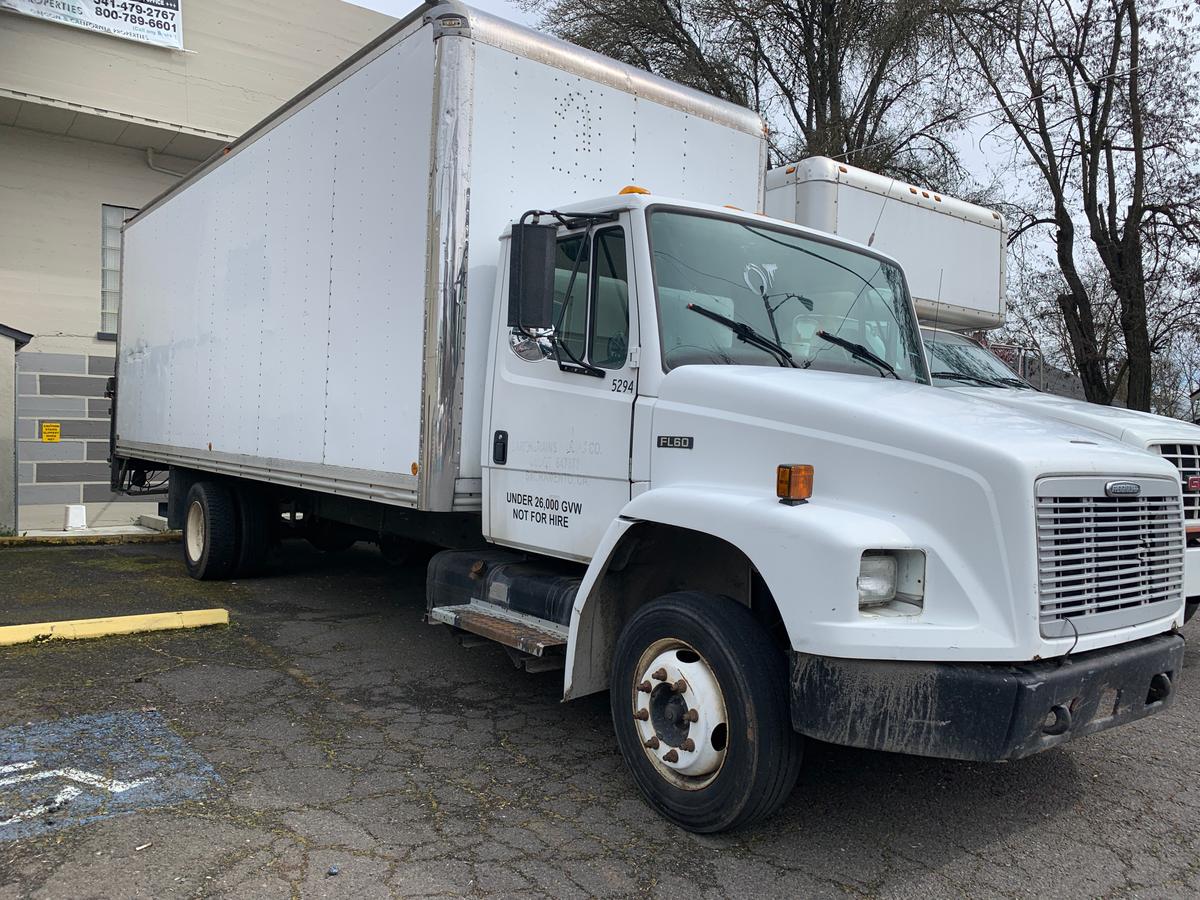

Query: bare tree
[521,0,982,183]
[1003,224,1200,413]
[954,0,1200,410]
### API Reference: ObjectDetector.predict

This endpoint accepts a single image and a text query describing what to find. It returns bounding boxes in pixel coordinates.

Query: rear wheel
[234,485,274,577]
[377,534,437,568]
[307,520,357,554]
[609,591,802,832]
[183,481,239,580]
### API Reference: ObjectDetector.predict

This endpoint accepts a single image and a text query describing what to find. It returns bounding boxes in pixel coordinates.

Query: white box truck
[112,4,1187,833]
[765,158,1200,624]
[765,156,1007,329]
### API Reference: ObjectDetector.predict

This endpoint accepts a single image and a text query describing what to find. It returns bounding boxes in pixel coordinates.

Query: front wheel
[610,591,802,833]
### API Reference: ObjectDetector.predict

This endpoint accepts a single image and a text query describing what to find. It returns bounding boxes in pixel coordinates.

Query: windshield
[648,209,928,382]
[922,329,1030,388]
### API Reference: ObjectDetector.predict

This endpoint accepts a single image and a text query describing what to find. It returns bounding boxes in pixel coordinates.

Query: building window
[100,205,136,336]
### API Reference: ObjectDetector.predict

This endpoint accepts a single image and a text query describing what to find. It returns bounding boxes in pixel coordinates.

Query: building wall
[0,126,181,529]
[0,126,178,337]
[0,335,14,532]
[0,1,392,139]
[0,1,396,530]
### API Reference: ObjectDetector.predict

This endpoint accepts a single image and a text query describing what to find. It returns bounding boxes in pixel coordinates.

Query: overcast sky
[348,0,532,24]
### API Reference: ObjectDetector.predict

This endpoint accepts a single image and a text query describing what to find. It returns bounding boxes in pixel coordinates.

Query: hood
[944,385,1200,448]
[657,366,1176,479]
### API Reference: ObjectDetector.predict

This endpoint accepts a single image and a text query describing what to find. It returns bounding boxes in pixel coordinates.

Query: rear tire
[609,591,802,833]
[234,485,274,577]
[183,481,239,581]
[377,534,437,568]
[307,521,357,554]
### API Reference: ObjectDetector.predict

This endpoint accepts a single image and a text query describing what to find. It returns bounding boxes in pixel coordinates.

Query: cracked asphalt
[0,541,1198,899]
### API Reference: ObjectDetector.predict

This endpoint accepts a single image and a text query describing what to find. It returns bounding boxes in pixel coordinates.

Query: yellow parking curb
[0,609,229,646]
[0,532,181,548]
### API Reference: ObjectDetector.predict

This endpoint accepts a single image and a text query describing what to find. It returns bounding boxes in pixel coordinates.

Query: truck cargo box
[764,157,1006,330]
[115,1,765,512]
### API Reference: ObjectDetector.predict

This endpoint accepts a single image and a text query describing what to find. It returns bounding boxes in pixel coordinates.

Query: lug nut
[681,738,695,752]
[644,736,660,749]
[637,680,651,693]
[651,668,668,681]
[670,678,688,694]
[662,749,679,763]
[683,709,698,722]
[633,709,649,721]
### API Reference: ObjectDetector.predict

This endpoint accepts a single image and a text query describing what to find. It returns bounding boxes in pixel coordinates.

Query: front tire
[609,591,802,832]
[183,480,239,581]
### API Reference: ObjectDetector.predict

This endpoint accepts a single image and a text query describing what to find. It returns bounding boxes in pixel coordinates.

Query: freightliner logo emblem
[1105,481,1142,497]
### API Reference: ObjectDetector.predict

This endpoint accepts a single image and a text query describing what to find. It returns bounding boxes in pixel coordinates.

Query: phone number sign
[0,0,183,50]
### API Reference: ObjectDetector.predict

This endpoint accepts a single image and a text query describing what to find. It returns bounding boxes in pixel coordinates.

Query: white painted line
[0,761,37,775]
[0,767,153,794]
[0,786,81,827]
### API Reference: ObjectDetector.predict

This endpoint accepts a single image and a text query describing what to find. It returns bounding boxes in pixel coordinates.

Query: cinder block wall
[0,336,15,532]
[16,349,153,529]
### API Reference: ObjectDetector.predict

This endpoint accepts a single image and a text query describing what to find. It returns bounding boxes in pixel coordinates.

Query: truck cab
[445,191,1186,828]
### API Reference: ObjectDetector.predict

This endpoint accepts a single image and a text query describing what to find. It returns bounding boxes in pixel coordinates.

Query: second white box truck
[111,4,1187,832]
[765,158,1200,624]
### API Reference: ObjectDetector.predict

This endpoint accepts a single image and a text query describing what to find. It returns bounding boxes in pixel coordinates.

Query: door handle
[492,430,508,465]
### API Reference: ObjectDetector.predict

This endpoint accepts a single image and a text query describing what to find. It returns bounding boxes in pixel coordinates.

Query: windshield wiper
[994,375,1035,390]
[816,330,899,379]
[931,370,1006,388]
[686,304,798,368]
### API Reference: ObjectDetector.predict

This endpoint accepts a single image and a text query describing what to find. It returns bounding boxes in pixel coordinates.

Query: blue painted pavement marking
[0,710,220,841]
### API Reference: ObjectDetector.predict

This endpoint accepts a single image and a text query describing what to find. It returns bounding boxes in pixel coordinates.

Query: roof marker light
[620,185,650,195]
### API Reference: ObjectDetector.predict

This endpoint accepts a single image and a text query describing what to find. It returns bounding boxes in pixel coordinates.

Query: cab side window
[591,228,629,369]
[553,235,590,361]
[551,227,629,370]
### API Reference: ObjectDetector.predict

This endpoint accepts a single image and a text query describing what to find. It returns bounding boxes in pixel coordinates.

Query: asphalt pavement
[0,541,1197,899]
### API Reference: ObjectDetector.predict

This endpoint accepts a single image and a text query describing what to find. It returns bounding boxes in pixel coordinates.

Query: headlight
[858,549,926,613]
[858,553,897,607]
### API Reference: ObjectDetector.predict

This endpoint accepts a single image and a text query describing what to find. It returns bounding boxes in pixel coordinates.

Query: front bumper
[790,633,1185,761]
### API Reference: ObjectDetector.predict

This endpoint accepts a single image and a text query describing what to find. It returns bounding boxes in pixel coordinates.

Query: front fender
[563,485,1027,699]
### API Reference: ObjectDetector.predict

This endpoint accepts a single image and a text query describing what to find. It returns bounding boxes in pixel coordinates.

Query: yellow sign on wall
[40,422,61,443]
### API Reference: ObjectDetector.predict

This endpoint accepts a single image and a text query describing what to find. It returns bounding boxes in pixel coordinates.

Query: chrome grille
[1152,443,1200,524]
[1037,477,1184,638]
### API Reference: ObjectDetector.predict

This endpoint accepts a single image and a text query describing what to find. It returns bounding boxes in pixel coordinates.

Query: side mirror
[508,223,556,330]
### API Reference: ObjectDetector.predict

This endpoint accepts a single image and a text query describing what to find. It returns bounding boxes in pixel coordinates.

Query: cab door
[484,221,638,561]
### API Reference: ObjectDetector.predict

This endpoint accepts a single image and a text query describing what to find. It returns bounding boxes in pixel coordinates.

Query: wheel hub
[633,642,728,786]
[185,500,205,563]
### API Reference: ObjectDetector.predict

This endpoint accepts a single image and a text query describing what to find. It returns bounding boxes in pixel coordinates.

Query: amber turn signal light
[776,464,813,505]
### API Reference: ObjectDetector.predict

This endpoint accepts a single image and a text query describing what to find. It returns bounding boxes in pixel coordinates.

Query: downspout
[144,148,192,178]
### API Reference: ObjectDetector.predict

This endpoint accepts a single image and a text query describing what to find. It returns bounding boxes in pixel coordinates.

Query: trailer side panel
[117,24,436,504]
